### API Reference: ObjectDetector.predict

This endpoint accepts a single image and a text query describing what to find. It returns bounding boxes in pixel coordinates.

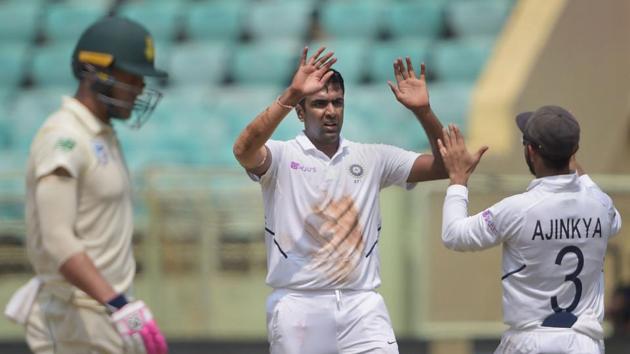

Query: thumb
[475,146,489,161]
[473,146,490,165]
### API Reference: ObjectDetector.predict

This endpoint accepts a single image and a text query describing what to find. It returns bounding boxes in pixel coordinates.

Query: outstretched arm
[388,58,447,182]
[233,47,336,176]
[437,124,488,186]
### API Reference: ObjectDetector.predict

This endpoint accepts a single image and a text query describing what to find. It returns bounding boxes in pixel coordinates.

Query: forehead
[305,85,344,102]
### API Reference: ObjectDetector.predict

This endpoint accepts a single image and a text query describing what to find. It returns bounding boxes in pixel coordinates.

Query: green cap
[72,16,167,78]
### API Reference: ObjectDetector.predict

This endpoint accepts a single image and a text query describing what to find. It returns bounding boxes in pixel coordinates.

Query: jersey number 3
[551,245,584,313]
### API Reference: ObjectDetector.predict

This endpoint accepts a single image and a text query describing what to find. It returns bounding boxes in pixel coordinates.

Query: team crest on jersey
[92,140,108,165]
[349,164,364,178]
[55,138,75,152]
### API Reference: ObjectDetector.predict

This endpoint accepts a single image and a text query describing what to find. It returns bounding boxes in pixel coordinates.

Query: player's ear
[296,104,304,122]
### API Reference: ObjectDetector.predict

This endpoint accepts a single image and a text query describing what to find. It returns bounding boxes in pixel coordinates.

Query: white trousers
[494,328,604,354]
[266,289,399,354]
[25,289,124,354]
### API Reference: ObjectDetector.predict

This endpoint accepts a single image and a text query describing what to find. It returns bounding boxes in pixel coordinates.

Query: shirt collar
[526,172,581,192]
[295,131,349,156]
[62,96,113,136]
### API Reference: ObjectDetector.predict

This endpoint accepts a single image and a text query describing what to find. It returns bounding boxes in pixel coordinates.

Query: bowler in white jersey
[233,47,449,353]
[437,106,622,354]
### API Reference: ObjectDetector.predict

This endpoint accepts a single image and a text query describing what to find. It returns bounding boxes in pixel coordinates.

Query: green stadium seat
[0,151,24,173]
[0,2,40,42]
[118,2,181,42]
[430,37,494,82]
[0,43,29,88]
[167,41,229,87]
[42,3,109,43]
[428,81,473,130]
[344,84,428,150]
[366,39,432,84]
[319,0,384,39]
[245,1,314,40]
[231,40,300,86]
[184,1,244,41]
[8,86,73,154]
[307,39,369,85]
[446,0,513,38]
[383,2,444,40]
[30,42,77,88]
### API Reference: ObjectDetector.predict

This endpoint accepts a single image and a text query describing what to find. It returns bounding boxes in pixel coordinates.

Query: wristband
[107,293,129,311]
[276,96,295,110]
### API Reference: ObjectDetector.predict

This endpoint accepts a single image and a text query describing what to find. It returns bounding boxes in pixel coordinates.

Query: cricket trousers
[495,328,604,354]
[267,288,399,354]
[25,287,124,354]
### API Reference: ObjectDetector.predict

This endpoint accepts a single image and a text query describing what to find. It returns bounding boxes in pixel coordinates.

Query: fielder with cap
[437,106,622,354]
[4,16,168,354]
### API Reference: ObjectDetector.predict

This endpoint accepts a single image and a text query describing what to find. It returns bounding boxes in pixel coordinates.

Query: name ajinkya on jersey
[531,217,603,240]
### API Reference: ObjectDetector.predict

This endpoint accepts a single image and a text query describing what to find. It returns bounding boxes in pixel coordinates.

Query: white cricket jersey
[250,133,419,290]
[442,173,622,330]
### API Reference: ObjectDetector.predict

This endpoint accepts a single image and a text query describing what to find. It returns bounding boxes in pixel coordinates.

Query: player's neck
[535,167,572,178]
[74,86,111,125]
[308,136,340,159]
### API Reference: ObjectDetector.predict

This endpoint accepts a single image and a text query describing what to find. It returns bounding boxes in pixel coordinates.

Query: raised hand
[388,57,430,111]
[437,124,489,186]
[289,47,337,97]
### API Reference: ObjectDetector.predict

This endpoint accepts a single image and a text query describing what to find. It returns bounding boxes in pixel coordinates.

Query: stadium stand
[0,2,40,43]
[183,1,245,42]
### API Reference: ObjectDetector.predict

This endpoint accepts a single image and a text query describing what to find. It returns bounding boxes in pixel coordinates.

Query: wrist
[281,87,304,107]
[106,293,129,312]
[449,174,468,186]
[411,105,432,117]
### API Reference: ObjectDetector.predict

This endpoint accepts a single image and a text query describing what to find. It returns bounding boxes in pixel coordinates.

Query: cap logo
[145,36,155,62]
[78,51,113,67]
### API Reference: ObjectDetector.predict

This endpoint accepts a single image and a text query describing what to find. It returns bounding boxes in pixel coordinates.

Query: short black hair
[298,69,344,108]
[535,146,571,170]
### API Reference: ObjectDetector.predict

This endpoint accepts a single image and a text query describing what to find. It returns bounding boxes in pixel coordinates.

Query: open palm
[388,58,430,111]
[290,47,337,96]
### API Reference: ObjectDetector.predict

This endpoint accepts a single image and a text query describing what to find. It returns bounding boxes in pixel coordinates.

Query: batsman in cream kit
[5,16,168,354]
[234,47,450,353]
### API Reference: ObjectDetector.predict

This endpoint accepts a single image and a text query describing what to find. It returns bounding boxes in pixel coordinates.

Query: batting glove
[110,300,168,354]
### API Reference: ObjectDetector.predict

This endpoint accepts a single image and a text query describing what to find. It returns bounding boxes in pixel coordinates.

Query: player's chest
[278,154,377,195]
[81,137,130,200]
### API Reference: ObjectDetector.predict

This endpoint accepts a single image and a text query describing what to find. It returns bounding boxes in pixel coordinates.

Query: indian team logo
[349,164,364,178]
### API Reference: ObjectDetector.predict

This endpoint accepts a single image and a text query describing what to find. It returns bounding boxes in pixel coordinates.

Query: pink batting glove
[110,300,168,354]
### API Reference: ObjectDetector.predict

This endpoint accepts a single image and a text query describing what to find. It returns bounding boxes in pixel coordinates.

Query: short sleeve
[377,144,421,189]
[31,129,87,179]
[247,139,285,185]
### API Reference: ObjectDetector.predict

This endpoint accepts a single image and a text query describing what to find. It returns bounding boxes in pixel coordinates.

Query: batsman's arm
[36,169,117,304]
[233,46,336,176]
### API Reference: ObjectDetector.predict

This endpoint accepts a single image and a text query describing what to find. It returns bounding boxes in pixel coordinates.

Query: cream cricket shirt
[442,173,622,330]
[251,133,419,290]
[25,97,135,296]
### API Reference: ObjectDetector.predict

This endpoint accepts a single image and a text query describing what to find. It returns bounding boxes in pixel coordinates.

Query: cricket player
[233,47,449,353]
[5,17,168,354]
[437,106,622,354]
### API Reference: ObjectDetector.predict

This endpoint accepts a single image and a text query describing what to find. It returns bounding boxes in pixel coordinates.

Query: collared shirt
[250,133,420,290]
[25,96,135,296]
[442,173,622,329]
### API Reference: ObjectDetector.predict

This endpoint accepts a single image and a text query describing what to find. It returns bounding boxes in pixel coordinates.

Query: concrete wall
[469,0,630,174]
